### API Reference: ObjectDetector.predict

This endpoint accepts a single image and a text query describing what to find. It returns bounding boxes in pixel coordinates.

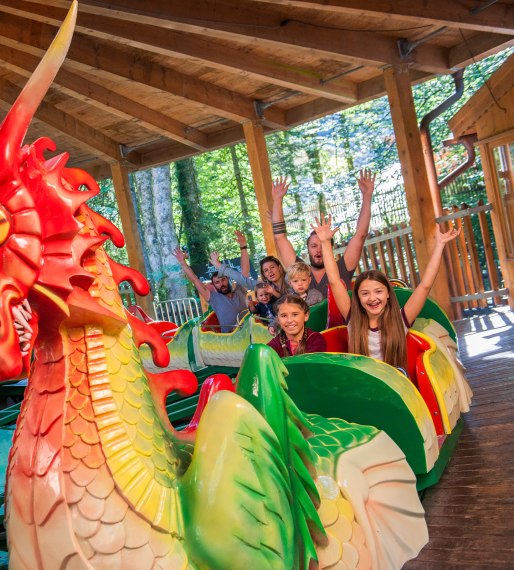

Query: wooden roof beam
[247,0,514,36]
[11,0,451,76]
[449,32,514,69]
[0,39,210,151]
[0,75,131,163]
[72,0,451,73]
[0,4,287,129]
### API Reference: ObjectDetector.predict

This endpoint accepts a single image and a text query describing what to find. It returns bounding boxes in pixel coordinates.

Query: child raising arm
[312,214,460,368]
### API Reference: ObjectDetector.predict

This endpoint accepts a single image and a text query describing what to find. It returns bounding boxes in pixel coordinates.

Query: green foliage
[88,179,129,266]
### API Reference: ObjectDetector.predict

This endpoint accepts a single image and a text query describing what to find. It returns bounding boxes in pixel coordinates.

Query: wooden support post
[110,162,155,317]
[384,65,454,318]
[243,121,277,257]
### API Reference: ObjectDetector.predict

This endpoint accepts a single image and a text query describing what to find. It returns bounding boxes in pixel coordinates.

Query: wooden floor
[405,307,514,569]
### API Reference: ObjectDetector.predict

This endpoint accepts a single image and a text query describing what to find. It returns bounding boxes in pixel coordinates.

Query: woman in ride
[209,232,289,297]
[312,215,459,369]
[268,295,326,357]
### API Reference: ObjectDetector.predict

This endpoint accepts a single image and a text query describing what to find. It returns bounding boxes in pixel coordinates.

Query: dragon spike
[84,206,125,248]
[0,1,77,179]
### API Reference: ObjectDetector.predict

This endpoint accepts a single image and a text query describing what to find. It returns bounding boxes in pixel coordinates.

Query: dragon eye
[0,206,11,245]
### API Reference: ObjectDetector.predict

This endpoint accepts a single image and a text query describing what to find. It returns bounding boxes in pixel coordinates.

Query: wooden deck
[406,307,514,569]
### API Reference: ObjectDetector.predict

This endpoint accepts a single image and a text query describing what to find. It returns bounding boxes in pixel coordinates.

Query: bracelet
[240,246,248,250]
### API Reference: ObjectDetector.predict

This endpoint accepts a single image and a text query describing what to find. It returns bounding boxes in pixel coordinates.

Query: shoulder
[305,329,327,351]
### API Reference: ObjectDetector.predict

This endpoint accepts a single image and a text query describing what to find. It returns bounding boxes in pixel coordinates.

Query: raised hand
[311,214,339,243]
[234,230,247,248]
[172,246,187,265]
[357,168,376,199]
[436,225,461,246]
[271,176,290,202]
[209,251,222,268]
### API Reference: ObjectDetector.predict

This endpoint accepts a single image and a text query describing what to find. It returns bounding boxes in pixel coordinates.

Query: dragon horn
[0,0,77,173]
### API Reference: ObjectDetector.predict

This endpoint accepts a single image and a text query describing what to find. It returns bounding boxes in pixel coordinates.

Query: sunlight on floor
[459,308,514,357]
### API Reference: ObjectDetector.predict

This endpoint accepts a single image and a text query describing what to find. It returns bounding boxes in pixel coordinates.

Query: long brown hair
[275,295,310,357]
[348,270,407,369]
[259,255,287,294]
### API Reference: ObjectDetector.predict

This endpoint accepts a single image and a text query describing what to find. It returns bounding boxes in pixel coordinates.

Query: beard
[309,254,324,270]
[215,282,233,295]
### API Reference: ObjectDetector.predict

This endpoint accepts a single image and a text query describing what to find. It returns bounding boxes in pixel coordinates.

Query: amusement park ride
[0,2,474,569]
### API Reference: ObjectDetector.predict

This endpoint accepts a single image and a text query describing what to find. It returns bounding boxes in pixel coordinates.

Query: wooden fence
[334,200,506,318]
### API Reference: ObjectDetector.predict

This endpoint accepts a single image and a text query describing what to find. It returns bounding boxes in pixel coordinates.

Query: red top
[268,328,327,358]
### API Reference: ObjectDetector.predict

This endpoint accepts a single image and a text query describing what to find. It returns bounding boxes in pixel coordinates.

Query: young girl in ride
[268,295,327,357]
[312,215,460,370]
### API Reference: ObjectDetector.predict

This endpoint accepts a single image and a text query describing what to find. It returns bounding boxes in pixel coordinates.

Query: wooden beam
[0,39,210,151]
[286,97,348,126]
[10,0,451,75]
[0,74,128,163]
[247,0,514,36]
[384,64,453,317]
[242,121,277,257]
[110,162,155,316]
[449,32,514,69]
[0,5,286,128]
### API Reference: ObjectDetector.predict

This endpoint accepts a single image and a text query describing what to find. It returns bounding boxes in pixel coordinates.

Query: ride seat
[321,325,348,352]
[201,312,220,332]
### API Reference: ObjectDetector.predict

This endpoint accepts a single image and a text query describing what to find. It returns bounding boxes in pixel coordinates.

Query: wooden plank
[461,203,488,308]
[384,64,453,316]
[384,230,398,279]
[401,223,419,287]
[110,162,155,317]
[392,225,408,283]
[453,205,479,309]
[0,6,285,127]
[242,121,277,257]
[375,230,388,273]
[0,74,126,163]
[477,200,502,305]
[247,0,514,36]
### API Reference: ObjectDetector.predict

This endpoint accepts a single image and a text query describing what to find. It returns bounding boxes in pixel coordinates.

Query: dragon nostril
[0,206,11,245]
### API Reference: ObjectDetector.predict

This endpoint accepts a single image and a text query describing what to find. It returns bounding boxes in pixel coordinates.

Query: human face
[276,302,309,341]
[307,234,324,269]
[289,274,311,295]
[212,275,232,295]
[356,278,390,322]
[256,288,271,303]
[262,261,282,283]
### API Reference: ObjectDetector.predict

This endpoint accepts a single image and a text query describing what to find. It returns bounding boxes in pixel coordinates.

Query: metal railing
[153,297,202,326]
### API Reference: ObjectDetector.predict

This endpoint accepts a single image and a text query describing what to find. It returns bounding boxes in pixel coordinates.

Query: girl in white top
[312,215,460,370]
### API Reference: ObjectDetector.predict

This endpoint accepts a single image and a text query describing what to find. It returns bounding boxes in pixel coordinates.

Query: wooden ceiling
[1,0,513,180]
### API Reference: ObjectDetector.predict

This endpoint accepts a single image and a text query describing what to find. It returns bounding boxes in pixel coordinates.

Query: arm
[312,215,351,320]
[172,247,211,302]
[403,226,460,325]
[271,176,297,267]
[234,230,250,277]
[209,251,257,290]
[343,169,375,271]
[263,283,281,300]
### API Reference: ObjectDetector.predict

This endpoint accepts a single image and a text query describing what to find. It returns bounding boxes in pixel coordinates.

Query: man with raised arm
[271,169,375,298]
[172,247,247,333]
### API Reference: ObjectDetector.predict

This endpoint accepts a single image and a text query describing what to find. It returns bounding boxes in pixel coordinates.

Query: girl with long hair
[268,295,327,357]
[312,215,460,369]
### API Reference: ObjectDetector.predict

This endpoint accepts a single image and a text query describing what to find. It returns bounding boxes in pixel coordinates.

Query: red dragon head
[0,1,156,380]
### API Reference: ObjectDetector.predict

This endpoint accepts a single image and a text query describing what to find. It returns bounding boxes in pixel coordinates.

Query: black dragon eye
[0,206,11,246]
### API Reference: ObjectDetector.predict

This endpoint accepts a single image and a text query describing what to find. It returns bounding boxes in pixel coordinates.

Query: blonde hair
[348,270,407,369]
[286,262,310,282]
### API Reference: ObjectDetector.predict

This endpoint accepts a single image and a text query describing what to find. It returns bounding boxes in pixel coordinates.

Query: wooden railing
[334,201,507,318]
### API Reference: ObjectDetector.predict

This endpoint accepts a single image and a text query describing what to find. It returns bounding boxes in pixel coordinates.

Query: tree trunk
[339,113,355,173]
[229,145,256,258]
[151,165,188,300]
[134,169,163,293]
[175,158,209,266]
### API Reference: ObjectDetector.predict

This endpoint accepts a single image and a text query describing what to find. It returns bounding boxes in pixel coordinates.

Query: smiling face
[276,301,309,341]
[288,273,311,295]
[256,287,271,303]
[261,261,282,283]
[356,278,390,323]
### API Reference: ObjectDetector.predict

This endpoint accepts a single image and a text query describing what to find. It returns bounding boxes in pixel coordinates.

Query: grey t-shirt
[208,284,248,333]
[297,255,354,298]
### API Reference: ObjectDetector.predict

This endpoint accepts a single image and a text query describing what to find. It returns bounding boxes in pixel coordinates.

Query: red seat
[321,326,349,352]
[201,312,220,332]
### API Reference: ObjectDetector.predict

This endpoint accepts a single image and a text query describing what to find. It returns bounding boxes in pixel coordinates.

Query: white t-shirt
[349,308,411,361]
